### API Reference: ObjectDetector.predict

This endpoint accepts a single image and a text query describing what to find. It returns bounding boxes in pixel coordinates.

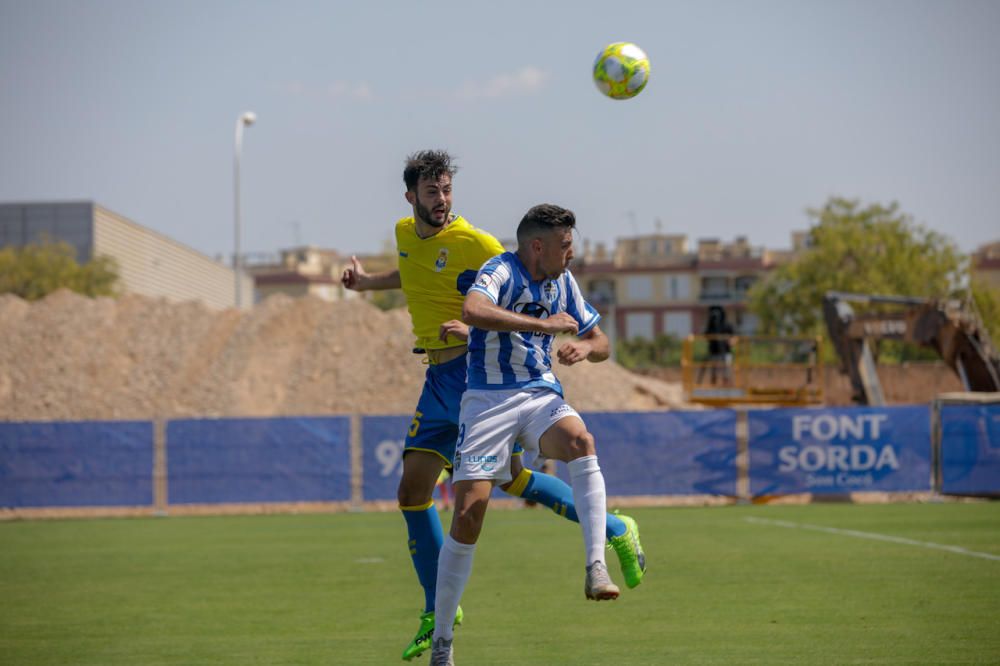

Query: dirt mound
[0,291,688,421]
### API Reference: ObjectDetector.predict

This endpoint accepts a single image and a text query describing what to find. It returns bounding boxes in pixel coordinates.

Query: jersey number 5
[408,411,423,438]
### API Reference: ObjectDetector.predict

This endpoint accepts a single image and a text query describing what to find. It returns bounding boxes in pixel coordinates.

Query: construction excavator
[822,291,1000,405]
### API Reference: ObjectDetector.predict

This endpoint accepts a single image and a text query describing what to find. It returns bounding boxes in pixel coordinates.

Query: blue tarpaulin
[3,405,960,510]
[360,415,519,501]
[361,415,411,501]
[361,411,739,500]
[167,417,350,504]
[585,410,738,496]
[940,403,1000,495]
[0,421,153,507]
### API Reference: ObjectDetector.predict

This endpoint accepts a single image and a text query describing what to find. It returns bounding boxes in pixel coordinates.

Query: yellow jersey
[395,214,505,352]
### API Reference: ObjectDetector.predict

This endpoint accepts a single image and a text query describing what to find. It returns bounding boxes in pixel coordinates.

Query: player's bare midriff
[426,345,467,365]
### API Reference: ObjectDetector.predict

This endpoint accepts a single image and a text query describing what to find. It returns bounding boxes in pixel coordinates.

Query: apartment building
[574,232,809,341]
[245,246,396,303]
[971,241,1000,291]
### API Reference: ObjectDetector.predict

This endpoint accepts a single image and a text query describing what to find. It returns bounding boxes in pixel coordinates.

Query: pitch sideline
[744,516,1000,562]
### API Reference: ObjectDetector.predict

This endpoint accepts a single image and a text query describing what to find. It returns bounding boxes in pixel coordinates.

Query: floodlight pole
[233,111,257,309]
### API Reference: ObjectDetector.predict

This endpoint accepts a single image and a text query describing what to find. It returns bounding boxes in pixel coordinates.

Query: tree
[614,334,683,369]
[370,288,408,311]
[970,276,1000,344]
[748,198,965,335]
[0,240,119,300]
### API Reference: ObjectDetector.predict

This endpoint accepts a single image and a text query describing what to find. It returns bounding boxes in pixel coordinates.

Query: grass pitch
[1,502,998,665]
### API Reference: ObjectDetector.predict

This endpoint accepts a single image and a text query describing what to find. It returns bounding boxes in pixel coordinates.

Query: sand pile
[0,290,687,421]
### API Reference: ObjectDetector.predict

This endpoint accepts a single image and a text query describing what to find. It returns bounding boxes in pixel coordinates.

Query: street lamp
[234,110,256,309]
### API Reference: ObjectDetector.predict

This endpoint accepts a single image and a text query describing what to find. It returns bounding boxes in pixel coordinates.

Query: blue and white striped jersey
[466,251,601,396]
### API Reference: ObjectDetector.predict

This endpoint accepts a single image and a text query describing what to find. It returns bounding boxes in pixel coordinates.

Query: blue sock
[401,501,443,613]
[507,468,626,539]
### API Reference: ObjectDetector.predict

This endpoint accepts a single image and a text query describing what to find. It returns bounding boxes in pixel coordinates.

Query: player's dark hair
[516,204,576,246]
[403,150,458,191]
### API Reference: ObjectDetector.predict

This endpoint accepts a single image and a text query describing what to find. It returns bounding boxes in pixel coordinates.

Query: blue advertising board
[940,403,1000,495]
[0,421,153,508]
[360,411,738,501]
[361,415,531,502]
[749,406,931,496]
[585,411,738,496]
[361,415,412,501]
[167,417,351,504]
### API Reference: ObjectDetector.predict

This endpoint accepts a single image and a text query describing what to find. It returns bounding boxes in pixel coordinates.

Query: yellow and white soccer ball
[592,42,650,100]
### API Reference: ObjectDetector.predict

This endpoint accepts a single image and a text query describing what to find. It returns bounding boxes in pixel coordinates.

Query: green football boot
[608,512,646,589]
[401,605,463,661]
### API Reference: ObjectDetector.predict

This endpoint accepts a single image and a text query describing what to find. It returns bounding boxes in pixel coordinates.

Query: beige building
[575,232,807,341]
[971,241,1000,291]
[0,201,252,309]
[246,246,345,302]
[246,245,397,304]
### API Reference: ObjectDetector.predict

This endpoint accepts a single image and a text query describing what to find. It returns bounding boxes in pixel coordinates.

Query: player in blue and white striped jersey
[431,204,647,662]
[464,245,601,394]
[347,154,644,663]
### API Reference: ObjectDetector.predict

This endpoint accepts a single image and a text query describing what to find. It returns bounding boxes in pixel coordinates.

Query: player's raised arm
[462,291,578,336]
[340,255,401,291]
[556,324,610,366]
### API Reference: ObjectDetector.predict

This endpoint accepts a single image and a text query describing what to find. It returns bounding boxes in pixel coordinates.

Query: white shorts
[452,388,582,484]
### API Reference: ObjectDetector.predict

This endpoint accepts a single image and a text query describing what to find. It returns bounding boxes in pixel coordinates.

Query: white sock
[433,536,476,642]
[567,454,607,566]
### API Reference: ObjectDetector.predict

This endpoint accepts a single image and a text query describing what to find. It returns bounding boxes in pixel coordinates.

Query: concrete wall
[0,201,252,310]
[93,205,251,309]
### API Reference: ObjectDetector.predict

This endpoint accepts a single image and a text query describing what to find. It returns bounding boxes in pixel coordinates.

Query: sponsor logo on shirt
[513,302,550,319]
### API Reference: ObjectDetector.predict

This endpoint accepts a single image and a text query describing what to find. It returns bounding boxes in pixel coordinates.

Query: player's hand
[439,319,469,342]
[557,340,591,365]
[340,256,367,290]
[540,313,579,336]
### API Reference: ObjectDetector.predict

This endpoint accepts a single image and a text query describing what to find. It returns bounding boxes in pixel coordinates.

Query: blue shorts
[405,354,522,467]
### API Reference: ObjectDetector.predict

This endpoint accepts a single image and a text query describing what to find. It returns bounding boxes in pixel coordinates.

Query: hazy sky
[2,0,998,262]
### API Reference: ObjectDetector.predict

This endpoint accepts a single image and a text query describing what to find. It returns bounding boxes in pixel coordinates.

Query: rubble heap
[0,290,688,421]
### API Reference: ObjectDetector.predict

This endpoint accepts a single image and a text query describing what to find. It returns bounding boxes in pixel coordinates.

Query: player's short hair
[403,150,458,191]
[516,204,576,246]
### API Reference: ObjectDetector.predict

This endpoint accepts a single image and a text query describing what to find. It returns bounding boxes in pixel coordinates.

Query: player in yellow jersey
[342,150,645,661]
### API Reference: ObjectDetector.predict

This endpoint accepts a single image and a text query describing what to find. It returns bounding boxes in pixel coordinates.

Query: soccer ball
[592,42,650,100]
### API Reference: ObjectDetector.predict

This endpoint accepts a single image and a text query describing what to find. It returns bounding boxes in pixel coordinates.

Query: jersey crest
[434,248,449,272]
[542,279,558,303]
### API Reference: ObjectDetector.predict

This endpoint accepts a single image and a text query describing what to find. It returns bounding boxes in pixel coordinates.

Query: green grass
[1,503,998,665]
